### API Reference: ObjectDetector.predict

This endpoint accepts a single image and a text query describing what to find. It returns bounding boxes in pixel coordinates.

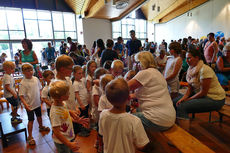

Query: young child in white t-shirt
[72,65,90,137]
[2,61,22,123]
[19,63,50,146]
[99,78,150,153]
[49,80,88,153]
[41,70,54,118]
[111,59,124,78]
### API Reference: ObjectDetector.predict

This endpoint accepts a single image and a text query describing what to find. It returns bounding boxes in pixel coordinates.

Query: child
[99,78,150,153]
[72,65,90,137]
[98,74,114,112]
[103,60,112,72]
[49,80,88,153]
[2,61,22,123]
[50,62,56,77]
[41,70,54,117]
[19,63,50,145]
[111,59,124,77]
[86,60,97,93]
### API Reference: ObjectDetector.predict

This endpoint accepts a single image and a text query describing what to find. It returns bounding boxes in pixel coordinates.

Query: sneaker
[11,117,22,124]
[10,112,20,117]
[78,131,90,137]
[39,126,50,132]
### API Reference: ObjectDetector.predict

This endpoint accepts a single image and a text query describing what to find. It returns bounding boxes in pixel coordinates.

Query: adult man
[126,30,142,70]
[45,42,56,63]
[100,39,118,66]
[162,39,167,52]
[143,38,151,51]
[67,37,77,53]
[204,32,218,67]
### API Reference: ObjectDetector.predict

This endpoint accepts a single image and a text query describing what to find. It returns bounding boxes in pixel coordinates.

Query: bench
[0,113,27,147]
[218,105,230,122]
[162,124,215,153]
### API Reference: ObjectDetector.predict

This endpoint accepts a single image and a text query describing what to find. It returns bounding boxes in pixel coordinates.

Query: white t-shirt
[41,85,52,109]
[51,78,77,111]
[50,105,75,144]
[73,78,88,107]
[19,76,42,110]
[99,110,149,153]
[3,74,16,98]
[91,84,101,121]
[134,68,176,127]
[98,94,113,112]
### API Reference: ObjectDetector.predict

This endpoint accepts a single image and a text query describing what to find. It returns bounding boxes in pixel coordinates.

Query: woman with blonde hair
[128,51,176,131]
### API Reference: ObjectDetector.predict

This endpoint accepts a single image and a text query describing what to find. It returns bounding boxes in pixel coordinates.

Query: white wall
[82,18,112,49]
[154,0,230,44]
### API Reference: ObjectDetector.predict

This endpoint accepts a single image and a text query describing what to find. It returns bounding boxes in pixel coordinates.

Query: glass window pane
[63,13,76,31]
[113,32,121,39]
[121,18,127,24]
[0,43,11,60]
[0,31,9,39]
[0,9,7,30]
[9,31,25,39]
[12,43,23,56]
[135,20,140,32]
[136,32,140,39]
[55,41,62,51]
[122,25,126,38]
[52,12,64,31]
[140,33,145,39]
[112,21,121,32]
[127,19,134,25]
[127,25,134,36]
[25,20,39,39]
[38,21,53,39]
[23,9,37,19]
[37,10,51,20]
[54,32,65,39]
[65,32,76,39]
[6,9,24,30]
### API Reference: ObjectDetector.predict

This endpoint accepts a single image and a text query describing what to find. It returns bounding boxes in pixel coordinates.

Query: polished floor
[0,96,230,153]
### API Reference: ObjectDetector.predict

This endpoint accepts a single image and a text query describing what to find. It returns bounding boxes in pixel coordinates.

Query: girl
[72,65,90,137]
[86,60,97,93]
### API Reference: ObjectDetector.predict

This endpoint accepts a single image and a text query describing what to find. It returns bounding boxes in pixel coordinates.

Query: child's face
[89,63,97,74]
[44,74,54,83]
[111,68,123,77]
[51,64,55,70]
[74,69,83,80]
[23,69,33,79]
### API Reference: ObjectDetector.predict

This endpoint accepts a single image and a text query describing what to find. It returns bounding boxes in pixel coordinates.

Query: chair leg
[25,129,27,141]
[209,112,212,123]
[192,113,195,119]
[219,113,223,123]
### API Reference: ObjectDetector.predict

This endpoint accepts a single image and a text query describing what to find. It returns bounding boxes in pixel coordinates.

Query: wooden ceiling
[65,0,209,23]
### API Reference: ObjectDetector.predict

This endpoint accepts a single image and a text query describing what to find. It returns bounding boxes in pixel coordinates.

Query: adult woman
[92,39,105,66]
[216,43,230,88]
[20,39,38,68]
[174,47,225,130]
[128,51,176,131]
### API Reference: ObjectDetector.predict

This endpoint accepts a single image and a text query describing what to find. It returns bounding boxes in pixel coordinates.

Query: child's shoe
[39,126,50,132]
[27,137,36,145]
[11,117,22,124]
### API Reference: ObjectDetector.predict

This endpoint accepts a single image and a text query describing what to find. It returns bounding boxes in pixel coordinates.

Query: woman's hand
[176,99,184,106]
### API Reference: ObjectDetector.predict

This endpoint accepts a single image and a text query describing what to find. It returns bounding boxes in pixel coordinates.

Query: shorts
[6,96,19,108]
[26,107,42,121]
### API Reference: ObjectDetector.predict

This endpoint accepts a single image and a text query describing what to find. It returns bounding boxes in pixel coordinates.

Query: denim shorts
[26,107,42,121]
[54,139,74,153]
[6,96,19,108]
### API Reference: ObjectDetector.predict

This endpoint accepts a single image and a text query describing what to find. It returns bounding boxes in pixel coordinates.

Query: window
[0,7,79,61]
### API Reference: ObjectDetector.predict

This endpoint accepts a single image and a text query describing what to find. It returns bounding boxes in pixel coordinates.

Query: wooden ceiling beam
[158,0,208,23]
[84,0,105,18]
[81,0,91,16]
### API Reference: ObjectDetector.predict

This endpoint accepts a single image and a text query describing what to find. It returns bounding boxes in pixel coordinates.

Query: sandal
[39,126,50,132]
[28,137,36,145]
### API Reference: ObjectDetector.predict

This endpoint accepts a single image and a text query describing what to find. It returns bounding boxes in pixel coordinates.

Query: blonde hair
[100,74,114,91]
[105,78,129,105]
[55,55,74,71]
[21,63,33,72]
[111,60,124,70]
[49,80,69,100]
[135,51,156,69]
[3,61,15,70]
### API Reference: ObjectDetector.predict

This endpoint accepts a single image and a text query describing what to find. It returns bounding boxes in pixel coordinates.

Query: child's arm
[72,116,89,128]
[75,91,85,110]
[86,80,91,92]
[41,98,52,107]
[4,84,17,99]
[93,95,100,107]
[52,126,79,152]
[19,95,31,111]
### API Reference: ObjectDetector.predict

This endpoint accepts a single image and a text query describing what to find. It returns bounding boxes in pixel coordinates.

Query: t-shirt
[133,68,176,127]
[100,49,118,66]
[98,94,113,112]
[199,64,225,100]
[156,55,167,72]
[50,105,75,144]
[99,110,149,153]
[73,78,88,107]
[19,76,42,110]
[41,85,52,109]
[113,43,123,54]
[91,84,101,121]
[126,39,142,56]
[3,74,15,98]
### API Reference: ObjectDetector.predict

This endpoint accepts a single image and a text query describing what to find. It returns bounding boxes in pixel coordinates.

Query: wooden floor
[0,96,230,153]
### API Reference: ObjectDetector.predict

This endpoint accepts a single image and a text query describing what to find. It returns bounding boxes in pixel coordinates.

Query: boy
[41,70,54,117]
[2,61,22,123]
[111,59,124,77]
[49,80,88,153]
[19,63,50,145]
[99,78,149,153]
